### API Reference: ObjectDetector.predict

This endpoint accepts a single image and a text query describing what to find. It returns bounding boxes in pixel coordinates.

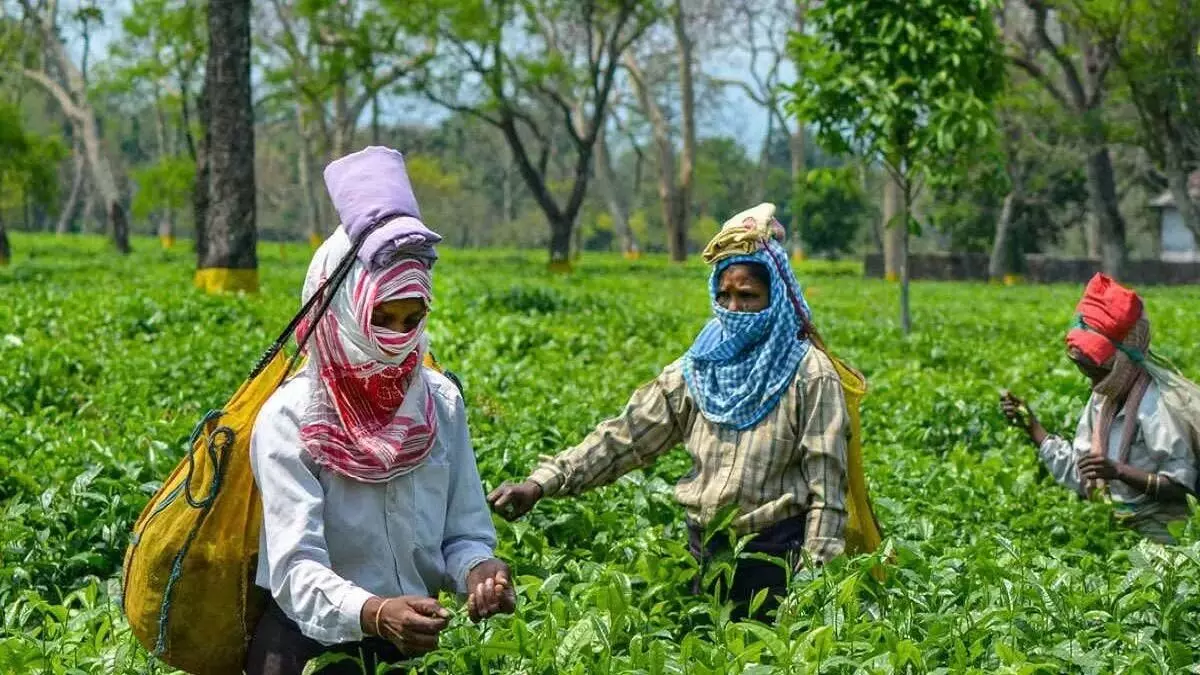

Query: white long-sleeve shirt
[1039,383,1197,509]
[250,368,496,645]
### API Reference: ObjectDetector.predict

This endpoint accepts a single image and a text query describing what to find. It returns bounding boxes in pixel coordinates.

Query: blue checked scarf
[681,239,812,430]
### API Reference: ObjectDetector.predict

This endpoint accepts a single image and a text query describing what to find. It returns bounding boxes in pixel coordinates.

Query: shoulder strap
[246,229,373,382]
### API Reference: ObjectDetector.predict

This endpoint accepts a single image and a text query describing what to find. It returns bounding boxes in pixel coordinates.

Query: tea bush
[2,233,1199,673]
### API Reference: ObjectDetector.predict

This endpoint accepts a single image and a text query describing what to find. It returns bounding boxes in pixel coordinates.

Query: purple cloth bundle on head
[323,146,443,269]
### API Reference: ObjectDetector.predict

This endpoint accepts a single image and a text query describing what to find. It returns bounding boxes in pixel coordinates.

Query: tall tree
[790,0,1004,333]
[592,113,641,257]
[411,0,659,268]
[17,0,130,253]
[719,0,810,257]
[1005,0,1128,277]
[260,0,433,243]
[623,0,701,262]
[1115,0,1200,239]
[0,99,64,265]
[195,0,256,293]
[108,0,205,248]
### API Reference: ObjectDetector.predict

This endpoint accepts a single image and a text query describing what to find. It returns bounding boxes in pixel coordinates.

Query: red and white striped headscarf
[296,227,437,482]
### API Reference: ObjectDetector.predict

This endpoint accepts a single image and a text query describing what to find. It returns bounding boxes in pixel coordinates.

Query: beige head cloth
[701,202,787,264]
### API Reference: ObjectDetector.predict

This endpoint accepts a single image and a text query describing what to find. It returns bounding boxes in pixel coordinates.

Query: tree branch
[1007,53,1071,109]
[21,68,84,121]
[1026,2,1087,108]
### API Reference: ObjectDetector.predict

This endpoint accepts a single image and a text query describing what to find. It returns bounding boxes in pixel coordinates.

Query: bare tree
[718,0,810,255]
[417,0,658,267]
[623,0,715,262]
[18,0,130,253]
[1006,0,1128,277]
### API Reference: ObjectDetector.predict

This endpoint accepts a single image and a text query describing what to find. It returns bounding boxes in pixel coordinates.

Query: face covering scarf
[682,206,812,430]
[296,228,437,483]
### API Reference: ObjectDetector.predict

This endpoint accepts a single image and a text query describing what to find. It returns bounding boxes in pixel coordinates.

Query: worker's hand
[466,558,517,622]
[1078,455,1121,482]
[1000,390,1048,445]
[487,480,543,521]
[362,595,450,655]
[1000,390,1034,430]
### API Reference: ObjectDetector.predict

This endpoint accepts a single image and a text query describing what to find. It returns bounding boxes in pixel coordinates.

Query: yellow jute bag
[122,237,449,674]
[810,331,885,572]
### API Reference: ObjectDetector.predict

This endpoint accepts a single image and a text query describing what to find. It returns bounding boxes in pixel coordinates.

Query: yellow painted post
[308,233,323,249]
[194,268,260,294]
[161,235,176,250]
[548,260,573,274]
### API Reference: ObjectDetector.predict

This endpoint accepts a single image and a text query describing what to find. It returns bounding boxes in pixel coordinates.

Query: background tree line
[0,0,1197,285]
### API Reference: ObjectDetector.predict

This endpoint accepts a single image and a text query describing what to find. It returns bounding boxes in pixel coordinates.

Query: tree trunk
[989,191,1018,280]
[1164,142,1200,240]
[1084,214,1100,259]
[1083,142,1127,279]
[371,93,381,146]
[899,185,911,334]
[788,2,809,260]
[594,125,638,257]
[625,54,685,262]
[549,219,572,269]
[297,104,323,247]
[332,85,351,160]
[193,86,210,260]
[754,114,773,203]
[197,0,257,293]
[56,143,85,235]
[153,91,174,248]
[158,209,175,249]
[80,113,130,253]
[672,0,696,263]
[19,15,128,253]
[666,191,689,262]
[0,203,9,266]
[882,175,904,281]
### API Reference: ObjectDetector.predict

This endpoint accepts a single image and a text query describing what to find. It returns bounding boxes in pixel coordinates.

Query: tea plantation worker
[488,203,848,621]
[246,147,515,675]
[1001,273,1199,543]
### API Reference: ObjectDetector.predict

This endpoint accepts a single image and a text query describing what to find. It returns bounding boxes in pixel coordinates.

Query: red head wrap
[1065,273,1143,365]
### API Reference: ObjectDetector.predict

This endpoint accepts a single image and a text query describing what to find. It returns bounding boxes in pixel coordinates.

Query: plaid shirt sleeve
[799,371,849,565]
[528,365,690,497]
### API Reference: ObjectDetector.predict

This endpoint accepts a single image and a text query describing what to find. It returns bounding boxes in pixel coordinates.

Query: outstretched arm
[489,364,693,520]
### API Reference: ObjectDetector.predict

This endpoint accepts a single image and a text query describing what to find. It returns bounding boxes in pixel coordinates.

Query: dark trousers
[245,600,412,675]
[688,516,805,622]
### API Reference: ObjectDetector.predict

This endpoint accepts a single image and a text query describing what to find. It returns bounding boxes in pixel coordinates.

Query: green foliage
[787,0,1005,193]
[1111,0,1200,165]
[0,100,66,213]
[4,234,1200,672]
[793,166,869,258]
[130,156,195,222]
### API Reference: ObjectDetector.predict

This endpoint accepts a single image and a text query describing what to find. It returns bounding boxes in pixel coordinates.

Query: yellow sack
[810,332,885,568]
[122,353,282,674]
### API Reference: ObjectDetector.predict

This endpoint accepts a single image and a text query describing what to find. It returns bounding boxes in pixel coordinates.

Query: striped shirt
[528,349,848,564]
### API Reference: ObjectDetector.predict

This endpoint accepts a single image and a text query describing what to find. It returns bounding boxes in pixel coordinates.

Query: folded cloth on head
[323,146,443,269]
[701,203,788,264]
